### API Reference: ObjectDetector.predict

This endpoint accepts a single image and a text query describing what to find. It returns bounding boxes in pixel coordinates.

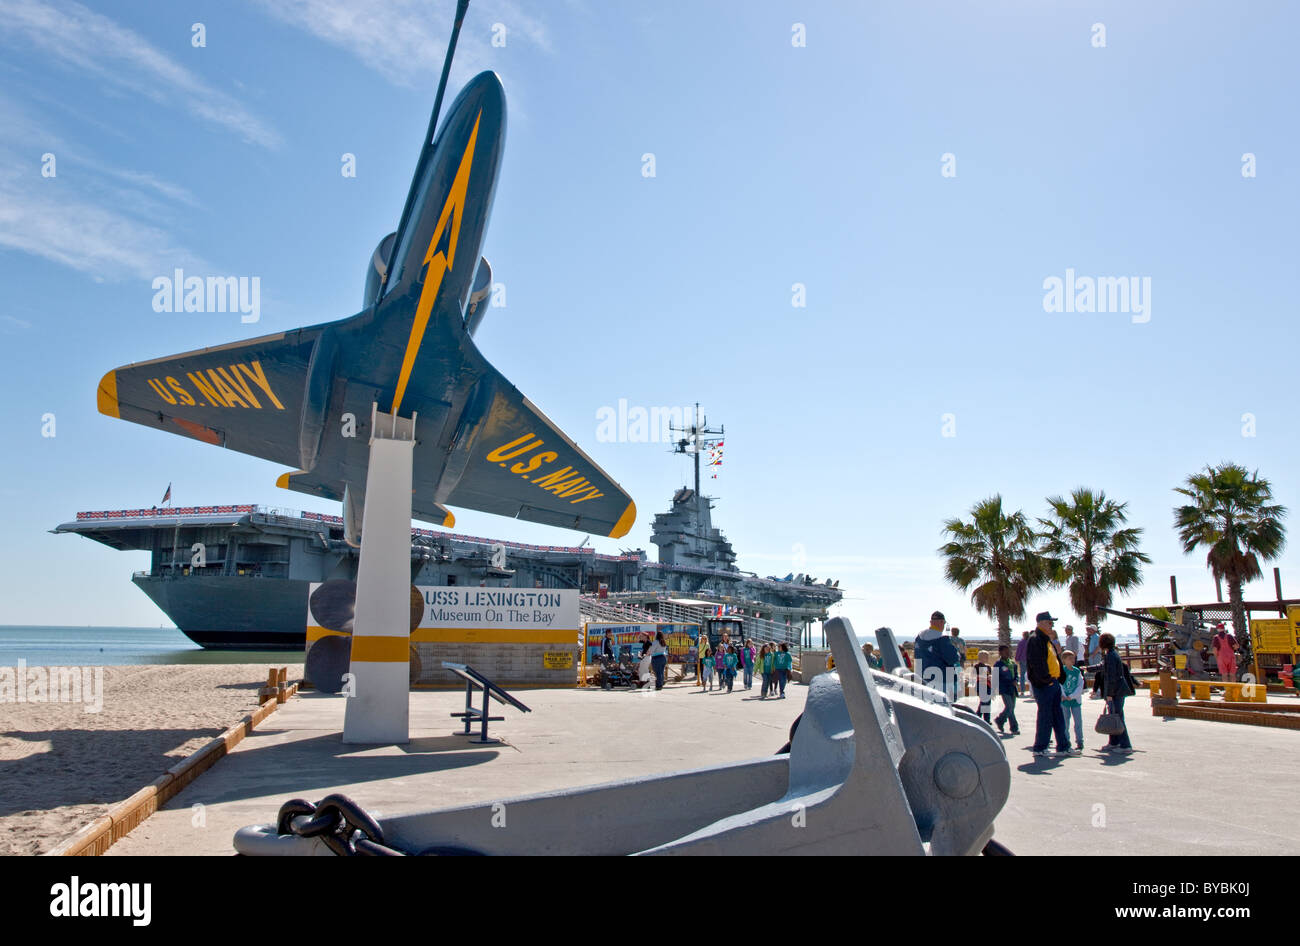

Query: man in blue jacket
[1026,611,1070,757]
[915,610,962,702]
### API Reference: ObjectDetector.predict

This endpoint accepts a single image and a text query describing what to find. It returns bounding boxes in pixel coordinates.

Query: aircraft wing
[95,69,635,544]
[440,368,637,539]
[97,329,320,468]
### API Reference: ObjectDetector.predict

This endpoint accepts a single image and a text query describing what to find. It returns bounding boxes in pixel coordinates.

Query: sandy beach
[0,663,301,856]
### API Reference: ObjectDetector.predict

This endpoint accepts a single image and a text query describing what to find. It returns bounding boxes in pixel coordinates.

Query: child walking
[702,648,715,691]
[724,645,738,694]
[973,650,994,722]
[993,644,1020,735]
[1061,650,1084,754]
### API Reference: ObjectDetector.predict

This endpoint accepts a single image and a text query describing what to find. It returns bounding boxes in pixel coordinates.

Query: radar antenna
[669,403,724,511]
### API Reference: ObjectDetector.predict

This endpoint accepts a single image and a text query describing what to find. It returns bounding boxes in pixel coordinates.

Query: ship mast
[670,403,723,516]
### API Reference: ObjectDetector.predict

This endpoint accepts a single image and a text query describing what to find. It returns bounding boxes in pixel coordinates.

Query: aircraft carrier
[54,486,842,650]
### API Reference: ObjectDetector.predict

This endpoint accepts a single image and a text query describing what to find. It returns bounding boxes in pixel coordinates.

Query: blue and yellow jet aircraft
[96,69,636,542]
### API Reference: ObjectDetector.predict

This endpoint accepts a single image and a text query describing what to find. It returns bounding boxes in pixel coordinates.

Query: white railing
[608,595,804,648]
[579,596,662,624]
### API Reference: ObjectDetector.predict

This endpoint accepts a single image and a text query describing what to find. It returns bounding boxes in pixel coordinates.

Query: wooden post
[1153,669,1177,707]
[1170,575,1179,604]
[258,670,277,706]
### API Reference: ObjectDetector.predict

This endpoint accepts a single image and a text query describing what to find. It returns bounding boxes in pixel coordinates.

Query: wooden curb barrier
[1179,699,1300,713]
[45,677,298,857]
[1153,702,1300,730]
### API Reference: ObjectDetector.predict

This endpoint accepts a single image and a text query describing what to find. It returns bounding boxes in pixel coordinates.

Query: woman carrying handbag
[1096,632,1134,753]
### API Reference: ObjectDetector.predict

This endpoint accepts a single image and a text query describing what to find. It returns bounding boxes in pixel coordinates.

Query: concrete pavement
[109,680,803,855]
[107,679,1300,855]
[978,689,1300,855]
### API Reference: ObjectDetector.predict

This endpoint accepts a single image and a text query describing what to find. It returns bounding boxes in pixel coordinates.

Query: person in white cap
[1062,625,1081,662]
[1085,623,1103,697]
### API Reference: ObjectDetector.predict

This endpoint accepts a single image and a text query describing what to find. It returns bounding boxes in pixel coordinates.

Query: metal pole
[381,0,470,287]
[693,402,700,498]
[1170,575,1178,604]
[429,0,471,151]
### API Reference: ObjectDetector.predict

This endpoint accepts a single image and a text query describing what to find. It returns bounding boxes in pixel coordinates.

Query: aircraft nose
[445,70,506,139]
[462,70,505,105]
[469,70,504,93]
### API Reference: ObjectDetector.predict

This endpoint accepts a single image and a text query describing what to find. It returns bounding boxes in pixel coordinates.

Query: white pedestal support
[342,407,417,744]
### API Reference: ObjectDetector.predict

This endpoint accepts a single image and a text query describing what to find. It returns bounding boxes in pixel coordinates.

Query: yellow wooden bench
[1171,679,1268,703]
[1220,681,1267,703]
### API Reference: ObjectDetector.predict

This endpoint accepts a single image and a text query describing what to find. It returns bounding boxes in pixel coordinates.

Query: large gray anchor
[233,617,1010,855]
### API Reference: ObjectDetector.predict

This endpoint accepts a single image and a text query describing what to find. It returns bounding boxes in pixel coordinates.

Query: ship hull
[59,499,842,651]
[133,574,308,650]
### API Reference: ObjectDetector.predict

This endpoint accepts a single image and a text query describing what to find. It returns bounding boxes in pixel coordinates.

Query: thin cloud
[0,92,199,209]
[0,168,205,279]
[0,93,204,278]
[0,314,32,333]
[91,165,200,209]
[0,0,281,149]
[252,0,549,88]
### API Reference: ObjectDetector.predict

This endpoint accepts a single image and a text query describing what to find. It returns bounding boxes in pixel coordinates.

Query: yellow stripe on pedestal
[349,636,410,663]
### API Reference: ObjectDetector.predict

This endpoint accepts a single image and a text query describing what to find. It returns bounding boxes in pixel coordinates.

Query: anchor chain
[275,794,484,855]
[276,794,405,856]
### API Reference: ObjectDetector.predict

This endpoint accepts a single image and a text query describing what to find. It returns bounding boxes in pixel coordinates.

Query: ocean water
[0,626,302,666]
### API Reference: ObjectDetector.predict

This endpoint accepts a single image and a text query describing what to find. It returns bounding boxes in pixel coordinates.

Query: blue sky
[1,0,1297,640]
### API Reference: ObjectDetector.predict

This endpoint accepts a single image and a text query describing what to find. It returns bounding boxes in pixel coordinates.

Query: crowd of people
[699,633,793,699]
[600,610,1161,761]
[599,628,793,698]
[908,610,1139,758]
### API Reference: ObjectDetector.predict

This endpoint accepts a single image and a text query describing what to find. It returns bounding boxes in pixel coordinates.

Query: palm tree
[1174,463,1288,662]
[1039,488,1151,627]
[939,495,1047,648]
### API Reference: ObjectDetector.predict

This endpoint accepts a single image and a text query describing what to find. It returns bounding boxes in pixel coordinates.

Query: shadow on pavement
[160,731,500,806]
